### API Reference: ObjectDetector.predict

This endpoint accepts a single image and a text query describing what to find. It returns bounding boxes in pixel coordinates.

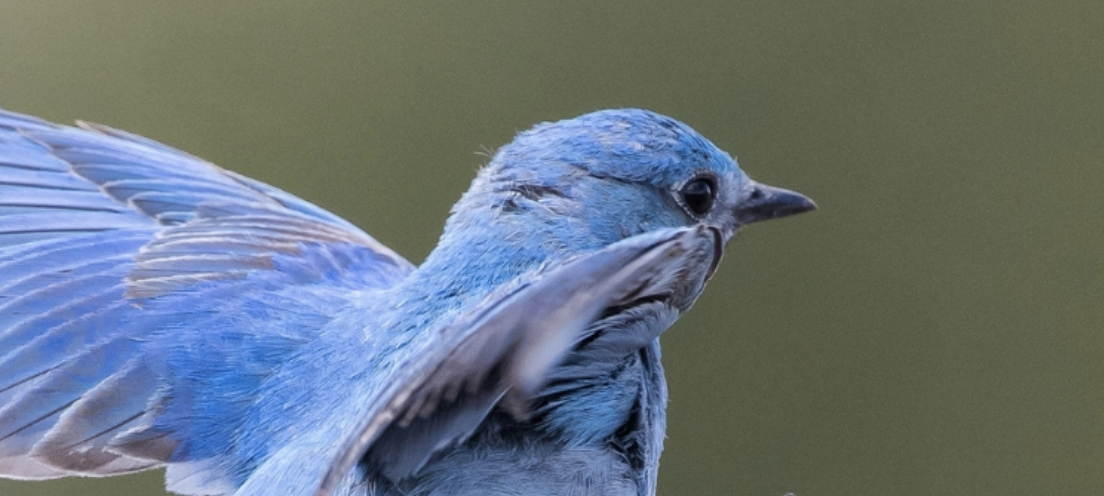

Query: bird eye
[679,176,717,217]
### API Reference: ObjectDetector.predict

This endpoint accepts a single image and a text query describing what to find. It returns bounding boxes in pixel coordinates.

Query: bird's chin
[714,224,740,243]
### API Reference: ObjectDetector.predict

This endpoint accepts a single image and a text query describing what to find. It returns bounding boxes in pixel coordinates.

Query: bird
[0,106,814,496]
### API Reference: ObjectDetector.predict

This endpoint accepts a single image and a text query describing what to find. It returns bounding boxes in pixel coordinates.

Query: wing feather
[292,225,720,496]
[0,107,413,485]
[32,358,159,475]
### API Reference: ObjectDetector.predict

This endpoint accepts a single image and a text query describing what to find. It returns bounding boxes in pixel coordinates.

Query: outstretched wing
[0,108,413,484]
[230,224,721,496]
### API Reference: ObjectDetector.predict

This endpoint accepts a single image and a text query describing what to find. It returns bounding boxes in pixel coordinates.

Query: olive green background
[1,2,1101,495]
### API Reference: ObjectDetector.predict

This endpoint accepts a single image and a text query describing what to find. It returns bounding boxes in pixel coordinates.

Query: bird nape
[0,107,814,496]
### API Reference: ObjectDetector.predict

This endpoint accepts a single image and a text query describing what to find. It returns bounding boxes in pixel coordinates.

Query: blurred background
[1,1,1101,495]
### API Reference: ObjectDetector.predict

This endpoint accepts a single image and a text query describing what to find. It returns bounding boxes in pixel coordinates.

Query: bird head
[451,109,815,251]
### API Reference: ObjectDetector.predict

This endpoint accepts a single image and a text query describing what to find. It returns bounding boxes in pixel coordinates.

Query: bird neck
[407,190,604,311]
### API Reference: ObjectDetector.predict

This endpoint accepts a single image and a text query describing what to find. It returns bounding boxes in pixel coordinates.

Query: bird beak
[733,182,817,226]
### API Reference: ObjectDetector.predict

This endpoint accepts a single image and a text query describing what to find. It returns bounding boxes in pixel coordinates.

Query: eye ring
[678,174,718,217]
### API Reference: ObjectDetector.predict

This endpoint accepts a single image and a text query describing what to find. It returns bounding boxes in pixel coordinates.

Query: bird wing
[256,224,721,496]
[0,108,414,482]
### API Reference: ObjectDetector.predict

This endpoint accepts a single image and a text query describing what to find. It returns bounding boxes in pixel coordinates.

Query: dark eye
[679,176,717,216]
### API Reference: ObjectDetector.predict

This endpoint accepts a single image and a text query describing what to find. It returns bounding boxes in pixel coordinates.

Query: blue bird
[0,107,814,496]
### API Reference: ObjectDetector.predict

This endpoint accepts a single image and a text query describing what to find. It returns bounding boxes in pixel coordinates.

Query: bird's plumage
[0,107,813,495]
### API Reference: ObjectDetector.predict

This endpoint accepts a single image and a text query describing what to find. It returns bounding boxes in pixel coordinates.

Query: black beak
[734,182,817,226]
